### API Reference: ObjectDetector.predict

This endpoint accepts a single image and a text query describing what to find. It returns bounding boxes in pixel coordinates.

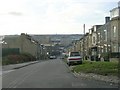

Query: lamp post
[43,47,45,60]
[40,44,43,60]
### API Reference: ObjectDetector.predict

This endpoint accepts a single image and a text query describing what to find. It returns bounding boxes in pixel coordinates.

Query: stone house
[110,5,120,58]
[96,17,111,60]
[89,25,102,60]
[70,1,120,61]
[2,33,41,59]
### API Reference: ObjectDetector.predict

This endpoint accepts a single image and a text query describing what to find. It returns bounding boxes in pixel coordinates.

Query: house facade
[2,33,42,59]
[67,1,120,61]
[110,4,120,58]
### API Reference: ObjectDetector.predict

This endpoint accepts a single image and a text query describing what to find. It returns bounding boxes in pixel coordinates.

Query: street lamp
[2,41,9,48]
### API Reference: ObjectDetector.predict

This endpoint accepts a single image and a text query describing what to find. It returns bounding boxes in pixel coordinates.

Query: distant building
[31,34,83,47]
[32,34,83,55]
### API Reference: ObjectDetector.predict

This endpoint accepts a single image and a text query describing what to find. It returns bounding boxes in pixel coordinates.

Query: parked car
[67,52,82,66]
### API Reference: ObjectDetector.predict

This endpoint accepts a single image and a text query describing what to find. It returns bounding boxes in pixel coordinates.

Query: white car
[67,52,82,66]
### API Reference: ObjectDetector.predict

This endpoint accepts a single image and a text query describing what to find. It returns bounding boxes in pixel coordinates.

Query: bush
[2,53,36,65]
[20,53,36,62]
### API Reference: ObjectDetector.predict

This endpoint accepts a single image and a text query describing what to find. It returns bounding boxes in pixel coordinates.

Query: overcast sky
[0,0,119,35]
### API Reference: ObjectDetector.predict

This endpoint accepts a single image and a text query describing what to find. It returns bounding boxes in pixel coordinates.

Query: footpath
[2,61,39,71]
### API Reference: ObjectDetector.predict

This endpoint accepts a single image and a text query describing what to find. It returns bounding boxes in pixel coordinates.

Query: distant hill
[31,34,83,46]
[3,34,83,47]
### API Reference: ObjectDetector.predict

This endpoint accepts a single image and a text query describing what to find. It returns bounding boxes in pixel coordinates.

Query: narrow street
[2,59,118,88]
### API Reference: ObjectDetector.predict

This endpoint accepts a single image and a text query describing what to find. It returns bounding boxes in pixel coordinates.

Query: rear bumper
[67,60,82,63]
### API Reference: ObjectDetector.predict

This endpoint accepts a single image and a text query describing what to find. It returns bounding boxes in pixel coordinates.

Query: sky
[0,0,119,35]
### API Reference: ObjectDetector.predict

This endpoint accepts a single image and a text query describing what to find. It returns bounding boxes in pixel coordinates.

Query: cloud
[0,0,119,35]
[8,12,23,16]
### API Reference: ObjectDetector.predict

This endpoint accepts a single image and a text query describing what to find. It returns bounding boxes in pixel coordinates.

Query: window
[98,33,100,43]
[105,47,107,52]
[113,26,117,37]
[104,30,107,41]
[93,37,95,44]
[113,45,117,52]
[102,48,104,53]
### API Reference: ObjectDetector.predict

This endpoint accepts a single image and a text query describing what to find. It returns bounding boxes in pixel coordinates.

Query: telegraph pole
[84,24,85,36]
[83,24,85,60]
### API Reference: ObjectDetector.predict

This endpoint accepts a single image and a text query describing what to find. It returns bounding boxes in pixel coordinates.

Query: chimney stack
[105,17,110,23]
[118,1,120,7]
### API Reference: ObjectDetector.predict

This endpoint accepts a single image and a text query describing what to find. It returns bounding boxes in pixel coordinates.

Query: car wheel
[68,62,71,66]
[78,61,82,64]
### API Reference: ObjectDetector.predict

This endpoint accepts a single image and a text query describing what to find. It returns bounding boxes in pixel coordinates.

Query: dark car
[49,55,57,59]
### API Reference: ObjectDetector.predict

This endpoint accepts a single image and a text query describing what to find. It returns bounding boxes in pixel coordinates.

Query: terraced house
[67,1,120,61]
[110,5,120,58]
[2,33,44,59]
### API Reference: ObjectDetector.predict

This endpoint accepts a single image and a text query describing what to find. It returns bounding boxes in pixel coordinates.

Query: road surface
[2,59,118,88]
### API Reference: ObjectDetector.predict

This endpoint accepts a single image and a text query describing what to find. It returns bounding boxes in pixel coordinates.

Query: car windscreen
[70,52,80,56]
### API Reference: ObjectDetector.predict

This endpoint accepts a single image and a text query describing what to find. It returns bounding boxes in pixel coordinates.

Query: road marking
[0,70,15,76]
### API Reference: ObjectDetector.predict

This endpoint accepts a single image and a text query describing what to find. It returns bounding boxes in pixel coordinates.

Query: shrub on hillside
[2,53,36,65]
[20,53,36,61]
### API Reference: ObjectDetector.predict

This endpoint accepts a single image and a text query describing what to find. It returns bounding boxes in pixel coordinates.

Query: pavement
[2,60,40,71]
[1,60,40,76]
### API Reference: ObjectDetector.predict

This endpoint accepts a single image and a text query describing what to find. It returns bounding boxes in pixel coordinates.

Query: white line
[0,70,15,76]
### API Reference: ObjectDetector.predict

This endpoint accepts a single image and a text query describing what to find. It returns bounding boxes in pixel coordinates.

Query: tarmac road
[2,59,118,88]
